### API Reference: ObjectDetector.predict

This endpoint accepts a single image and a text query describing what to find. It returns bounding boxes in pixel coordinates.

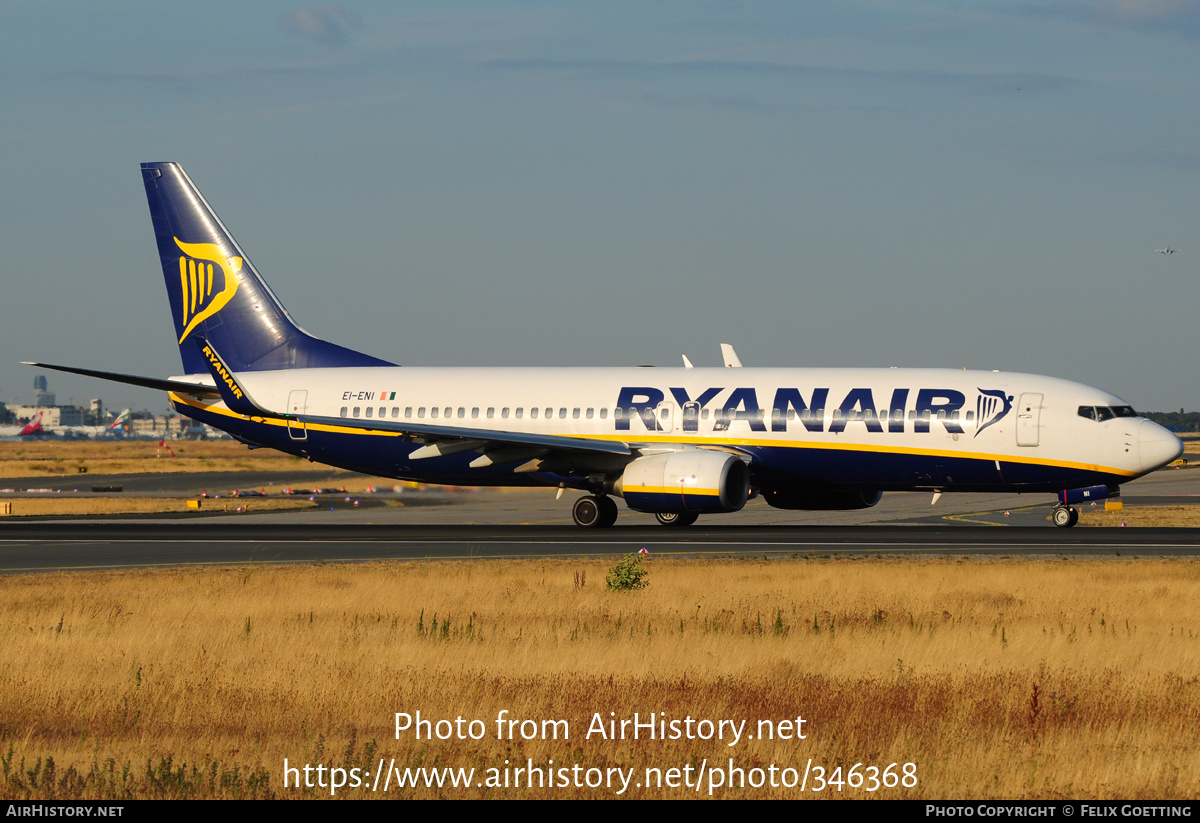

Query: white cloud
[280,5,363,45]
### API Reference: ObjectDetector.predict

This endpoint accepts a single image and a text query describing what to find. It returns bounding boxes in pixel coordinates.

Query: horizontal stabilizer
[22,362,221,399]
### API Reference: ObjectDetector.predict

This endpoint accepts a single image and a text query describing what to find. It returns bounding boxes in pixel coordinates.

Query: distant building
[32,375,54,407]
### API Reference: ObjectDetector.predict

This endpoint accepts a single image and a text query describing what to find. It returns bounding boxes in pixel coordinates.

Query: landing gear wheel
[598,495,619,528]
[1052,506,1079,528]
[573,495,617,528]
[655,511,699,527]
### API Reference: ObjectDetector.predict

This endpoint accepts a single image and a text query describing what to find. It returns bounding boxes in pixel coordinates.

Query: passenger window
[365,407,373,418]
[600,408,608,420]
[353,407,360,417]
[392,407,399,418]
[573,408,580,419]
[444,407,452,418]
[487,408,495,419]
[661,408,670,420]
[701,409,709,420]
[405,407,412,418]
[965,410,974,422]
[531,408,539,420]
[471,407,479,418]
[458,408,465,418]
[615,408,624,420]
[585,408,593,419]
[430,407,439,419]
[545,408,553,419]
[379,407,385,417]
[340,407,347,418]
[417,407,425,418]
[515,408,523,419]
[501,407,509,419]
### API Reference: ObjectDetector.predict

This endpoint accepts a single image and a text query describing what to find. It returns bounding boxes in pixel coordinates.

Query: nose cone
[1139,419,1184,473]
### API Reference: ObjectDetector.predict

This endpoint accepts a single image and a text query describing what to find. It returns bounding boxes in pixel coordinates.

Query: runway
[3,468,1200,573]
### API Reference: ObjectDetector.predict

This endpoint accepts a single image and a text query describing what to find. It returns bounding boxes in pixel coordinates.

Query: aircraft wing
[297,413,634,458]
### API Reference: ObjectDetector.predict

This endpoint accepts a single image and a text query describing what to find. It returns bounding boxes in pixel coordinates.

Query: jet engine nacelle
[762,487,883,510]
[614,450,750,514]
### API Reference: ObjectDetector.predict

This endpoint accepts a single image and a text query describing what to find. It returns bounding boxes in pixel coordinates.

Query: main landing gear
[572,494,619,528]
[1051,505,1079,528]
[569,495,700,528]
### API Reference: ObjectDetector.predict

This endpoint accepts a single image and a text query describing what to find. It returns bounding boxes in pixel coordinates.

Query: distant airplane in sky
[23,162,1185,528]
[1156,246,1178,254]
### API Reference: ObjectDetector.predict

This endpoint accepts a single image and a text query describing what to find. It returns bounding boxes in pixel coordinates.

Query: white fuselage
[170,365,1182,494]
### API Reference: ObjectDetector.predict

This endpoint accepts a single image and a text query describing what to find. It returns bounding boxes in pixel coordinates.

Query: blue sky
[3,1,1199,413]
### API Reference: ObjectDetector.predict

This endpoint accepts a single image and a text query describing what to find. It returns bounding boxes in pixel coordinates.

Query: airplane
[24,162,1184,529]
[0,411,45,438]
[1156,247,1178,254]
[59,408,133,439]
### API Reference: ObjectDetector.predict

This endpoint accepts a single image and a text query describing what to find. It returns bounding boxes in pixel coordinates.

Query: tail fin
[141,162,394,374]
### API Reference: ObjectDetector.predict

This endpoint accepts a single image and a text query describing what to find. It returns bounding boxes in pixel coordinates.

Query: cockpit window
[1079,405,1140,422]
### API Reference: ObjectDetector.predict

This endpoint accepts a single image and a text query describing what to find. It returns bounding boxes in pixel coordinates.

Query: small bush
[605,553,649,592]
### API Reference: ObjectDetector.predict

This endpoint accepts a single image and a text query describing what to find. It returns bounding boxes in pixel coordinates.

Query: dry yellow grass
[1079,505,1200,527]
[0,497,316,517]
[2,557,1199,799]
[0,440,311,478]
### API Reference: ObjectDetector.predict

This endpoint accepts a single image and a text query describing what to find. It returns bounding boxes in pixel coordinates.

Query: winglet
[720,343,743,368]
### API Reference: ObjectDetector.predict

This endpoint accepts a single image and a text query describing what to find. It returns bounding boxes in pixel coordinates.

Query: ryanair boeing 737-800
[25,163,1184,528]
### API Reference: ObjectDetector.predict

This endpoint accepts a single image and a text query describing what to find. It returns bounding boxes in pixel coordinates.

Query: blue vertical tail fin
[141,162,394,374]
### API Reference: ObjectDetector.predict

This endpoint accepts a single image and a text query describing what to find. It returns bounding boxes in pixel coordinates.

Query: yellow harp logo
[175,238,242,344]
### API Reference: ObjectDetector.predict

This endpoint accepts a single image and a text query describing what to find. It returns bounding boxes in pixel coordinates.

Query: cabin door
[1016,393,1042,447]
